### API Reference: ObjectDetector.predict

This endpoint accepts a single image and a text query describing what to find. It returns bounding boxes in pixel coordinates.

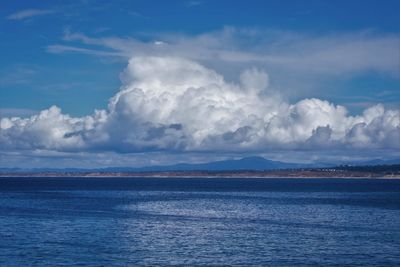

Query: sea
[0,177,399,266]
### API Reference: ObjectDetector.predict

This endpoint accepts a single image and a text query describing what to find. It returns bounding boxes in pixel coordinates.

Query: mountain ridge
[1,156,399,173]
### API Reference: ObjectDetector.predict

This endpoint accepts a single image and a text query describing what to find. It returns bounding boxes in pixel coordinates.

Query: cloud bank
[1,57,399,154]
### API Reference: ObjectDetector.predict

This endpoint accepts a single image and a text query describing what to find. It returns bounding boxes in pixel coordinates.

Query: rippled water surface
[0,178,399,266]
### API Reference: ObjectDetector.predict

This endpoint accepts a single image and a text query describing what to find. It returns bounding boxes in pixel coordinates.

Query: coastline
[1,172,399,179]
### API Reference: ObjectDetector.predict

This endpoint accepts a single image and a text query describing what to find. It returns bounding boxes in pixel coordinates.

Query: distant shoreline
[1,170,399,179]
[2,176,398,179]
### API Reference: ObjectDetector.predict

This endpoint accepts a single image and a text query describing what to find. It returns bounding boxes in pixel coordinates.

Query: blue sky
[0,0,399,168]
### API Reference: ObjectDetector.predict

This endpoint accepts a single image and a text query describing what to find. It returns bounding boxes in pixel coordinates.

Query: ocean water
[0,178,399,266]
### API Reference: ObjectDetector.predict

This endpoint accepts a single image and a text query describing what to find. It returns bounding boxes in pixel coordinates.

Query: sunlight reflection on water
[0,178,399,266]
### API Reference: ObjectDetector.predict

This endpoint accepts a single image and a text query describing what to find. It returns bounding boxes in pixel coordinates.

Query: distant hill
[1,156,399,173]
[0,157,308,173]
[130,156,308,172]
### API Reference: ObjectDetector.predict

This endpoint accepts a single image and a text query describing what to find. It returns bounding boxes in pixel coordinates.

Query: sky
[0,0,399,168]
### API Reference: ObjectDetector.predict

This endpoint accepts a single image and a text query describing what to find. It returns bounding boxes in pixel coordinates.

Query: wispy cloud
[7,9,55,20]
[46,44,122,57]
[127,11,151,19]
[0,66,37,86]
[185,1,204,7]
[47,27,400,78]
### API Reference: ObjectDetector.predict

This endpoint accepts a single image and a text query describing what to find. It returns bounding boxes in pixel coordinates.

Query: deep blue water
[0,177,399,266]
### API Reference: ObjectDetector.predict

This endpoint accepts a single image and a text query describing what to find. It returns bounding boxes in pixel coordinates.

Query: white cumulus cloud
[1,57,399,154]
